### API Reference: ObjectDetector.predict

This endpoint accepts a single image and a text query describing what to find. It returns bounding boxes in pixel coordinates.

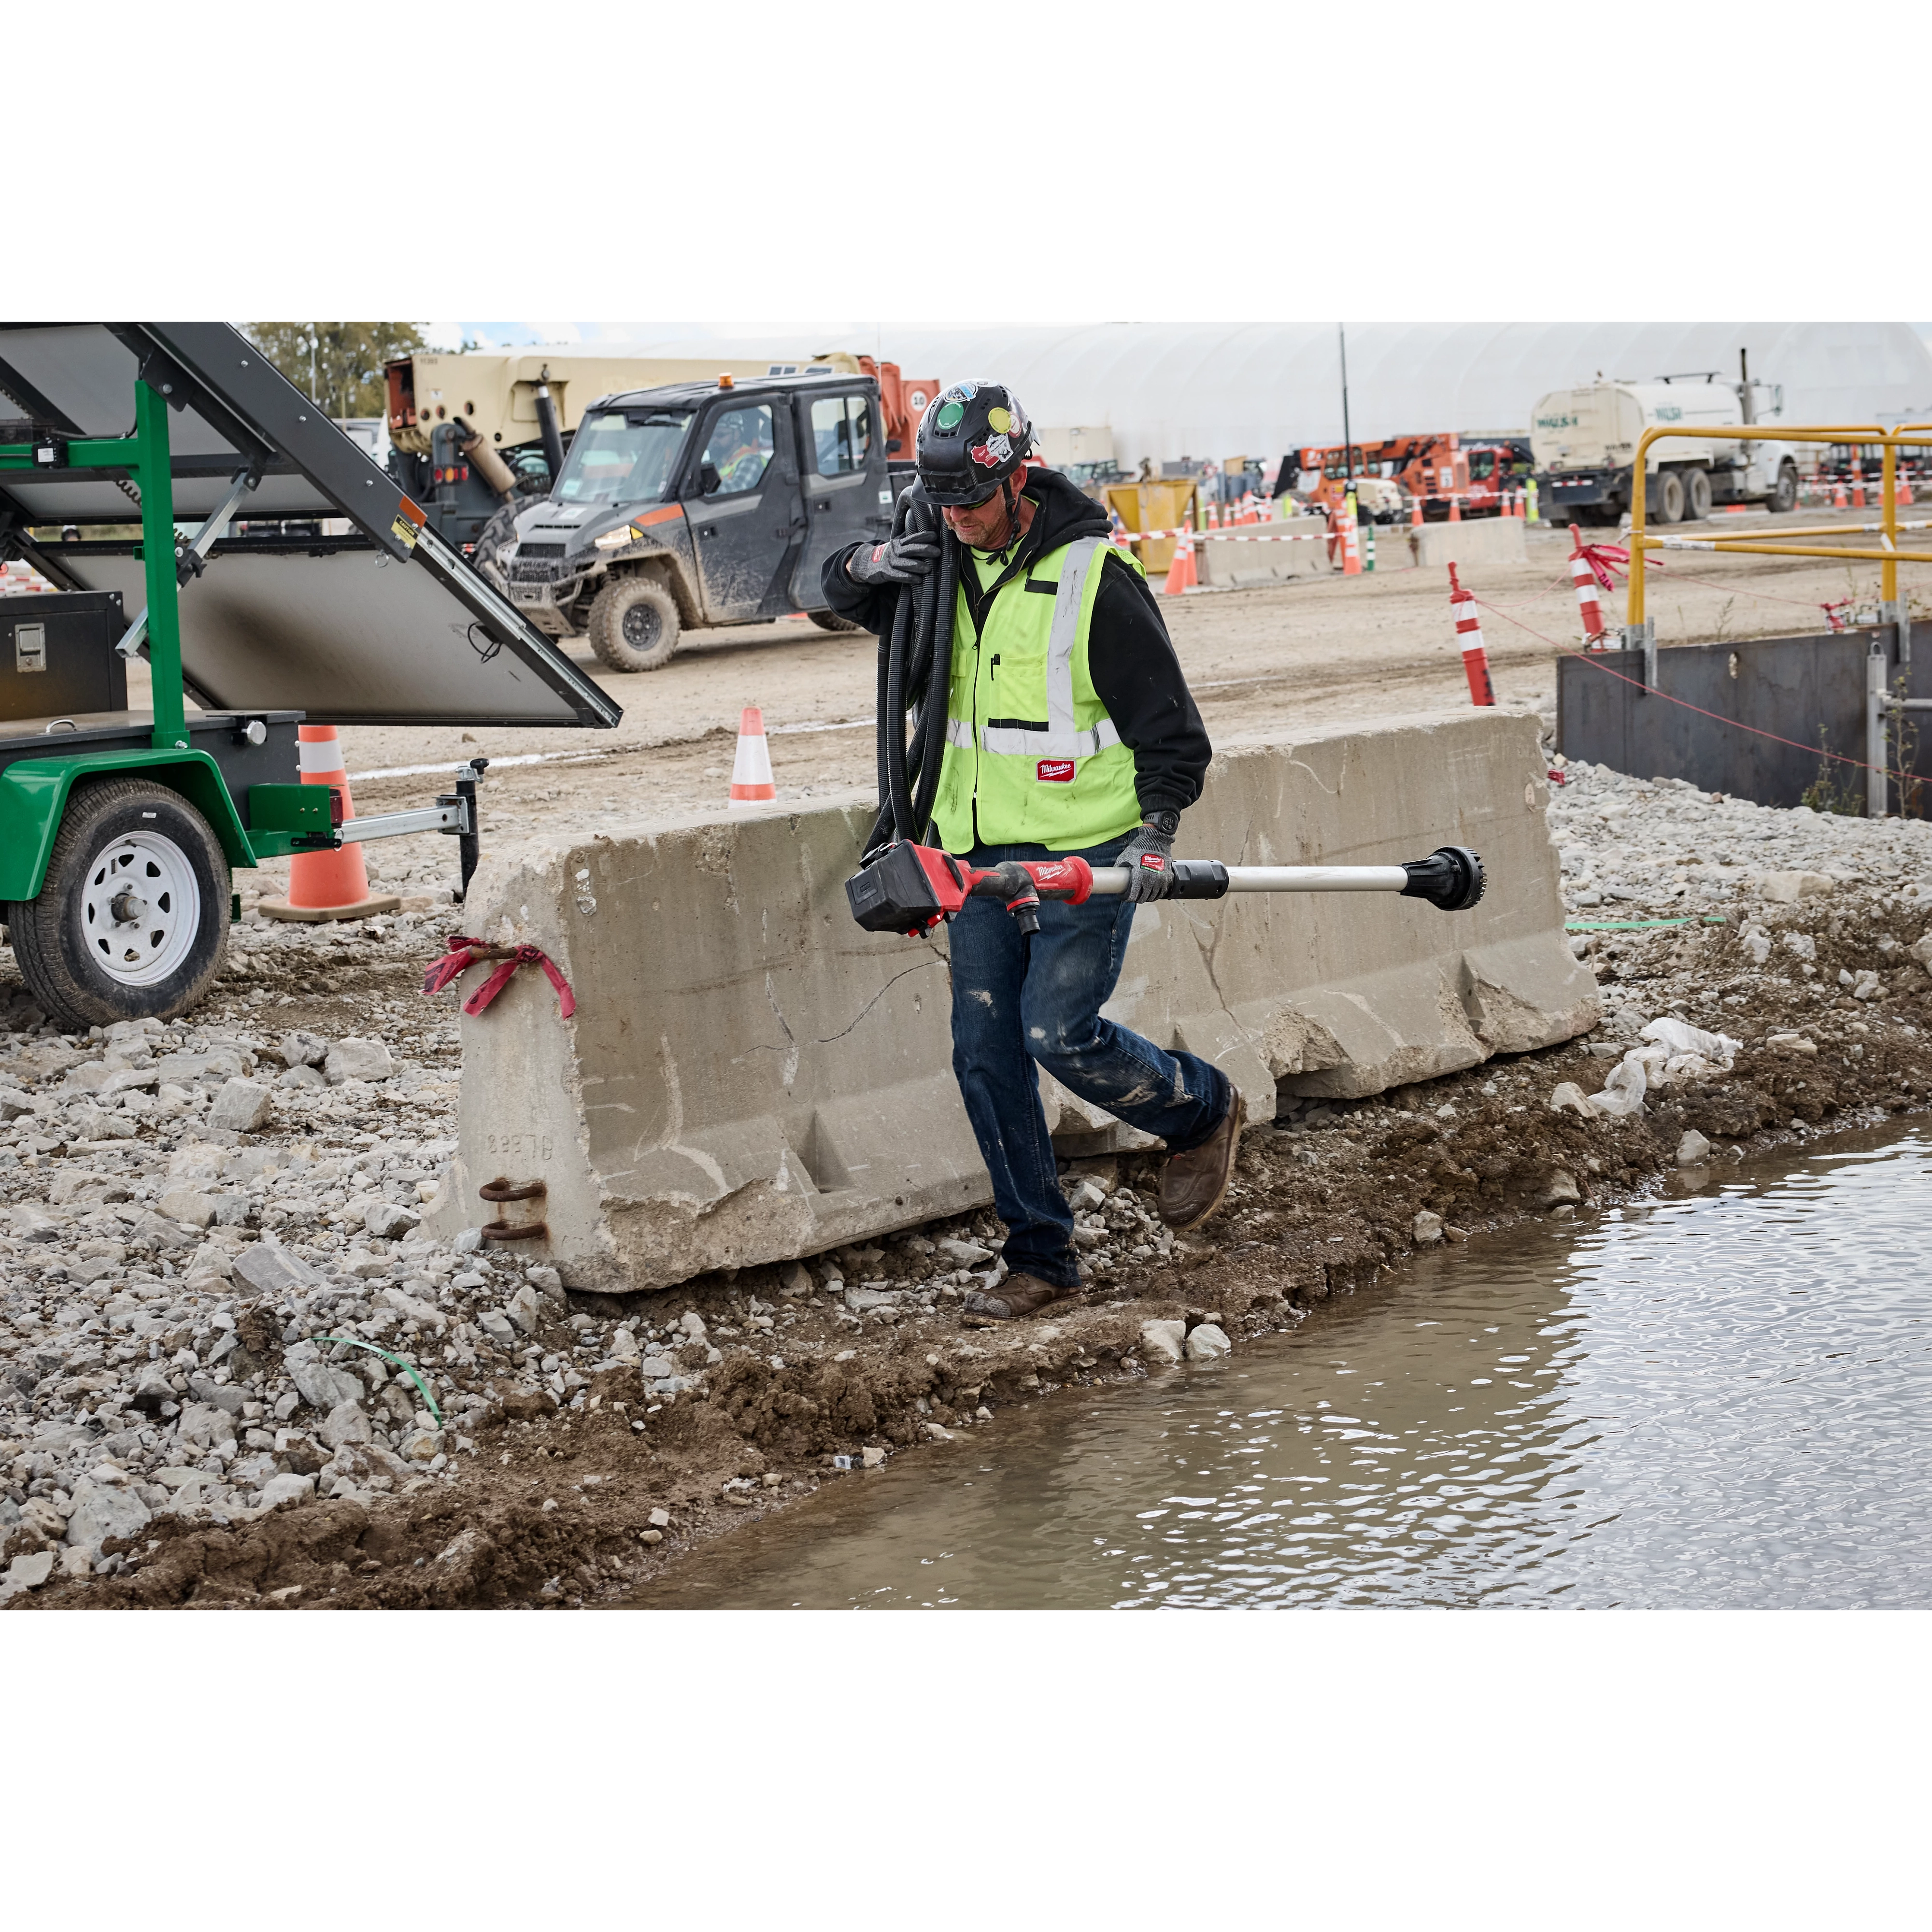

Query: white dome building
[625,321,1932,471]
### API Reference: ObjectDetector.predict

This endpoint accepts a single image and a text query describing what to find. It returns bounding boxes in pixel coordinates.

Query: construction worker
[822,382,1240,1322]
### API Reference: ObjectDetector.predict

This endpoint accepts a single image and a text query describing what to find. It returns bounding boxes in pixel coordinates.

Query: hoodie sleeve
[819,543,898,633]
[1086,550,1212,819]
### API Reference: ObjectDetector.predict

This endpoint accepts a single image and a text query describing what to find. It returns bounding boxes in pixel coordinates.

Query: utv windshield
[554,408,693,507]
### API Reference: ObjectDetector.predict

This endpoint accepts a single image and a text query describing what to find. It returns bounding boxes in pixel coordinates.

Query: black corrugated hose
[863,487,955,860]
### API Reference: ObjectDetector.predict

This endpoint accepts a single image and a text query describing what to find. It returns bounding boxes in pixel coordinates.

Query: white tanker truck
[1532,354,1799,526]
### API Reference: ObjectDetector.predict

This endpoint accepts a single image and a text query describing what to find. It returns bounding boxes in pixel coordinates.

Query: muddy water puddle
[629,1125,1932,1609]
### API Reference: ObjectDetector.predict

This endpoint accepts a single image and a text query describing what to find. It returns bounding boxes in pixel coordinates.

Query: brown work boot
[960,1274,1076,1321]
[1156,1091,1246,1233]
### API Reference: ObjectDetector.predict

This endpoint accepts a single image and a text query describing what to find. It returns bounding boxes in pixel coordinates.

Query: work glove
[846,528,940,586]
[1117,822,1176,902]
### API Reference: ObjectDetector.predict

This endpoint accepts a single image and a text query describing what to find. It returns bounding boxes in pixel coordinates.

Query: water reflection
[627,1127,1932,1610]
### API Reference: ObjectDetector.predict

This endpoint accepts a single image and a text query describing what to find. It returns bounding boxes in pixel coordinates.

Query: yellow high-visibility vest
[931,536,1144,853]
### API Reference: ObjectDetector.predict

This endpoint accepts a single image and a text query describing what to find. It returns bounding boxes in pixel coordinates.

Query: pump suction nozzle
[1398,845,1485,912]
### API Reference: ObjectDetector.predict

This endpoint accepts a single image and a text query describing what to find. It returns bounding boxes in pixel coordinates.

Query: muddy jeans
[947,836,1232,1289]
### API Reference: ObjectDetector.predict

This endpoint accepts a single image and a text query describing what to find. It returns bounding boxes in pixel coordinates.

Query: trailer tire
[1769,462,1798,514]
[1681,467,1713,522]
[588,575,681,673]
[1650,471,1686,525]
[806,609,864,634]
[6,777,229,1030]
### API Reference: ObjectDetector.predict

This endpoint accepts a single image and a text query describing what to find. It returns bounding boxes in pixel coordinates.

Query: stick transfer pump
[842,488,1485,936]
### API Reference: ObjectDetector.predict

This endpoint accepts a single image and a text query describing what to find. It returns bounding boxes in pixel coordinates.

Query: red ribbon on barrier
[422,935,576,1019]
[1576,540,1631,593]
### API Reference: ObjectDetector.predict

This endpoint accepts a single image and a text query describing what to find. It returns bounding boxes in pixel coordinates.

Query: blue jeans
[947,836,1232,1289]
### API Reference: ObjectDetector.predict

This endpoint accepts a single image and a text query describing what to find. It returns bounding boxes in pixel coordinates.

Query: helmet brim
[917,473,1005,508]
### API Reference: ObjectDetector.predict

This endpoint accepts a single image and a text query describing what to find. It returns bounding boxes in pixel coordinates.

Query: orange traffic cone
[728,706,777,806]
[1410,492,1424,528]
[1449,564,1495,707]
[258,725,401,922]
[1448,493,1463,524]
[1163,531,1197,595]
[1341,510,1363,576]
[1851,465,1866,509]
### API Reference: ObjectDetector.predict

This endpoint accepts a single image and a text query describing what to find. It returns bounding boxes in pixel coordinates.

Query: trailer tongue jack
[845,840,1484,938]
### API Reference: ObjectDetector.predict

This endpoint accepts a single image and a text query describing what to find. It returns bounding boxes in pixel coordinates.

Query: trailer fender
[0,751,256,904]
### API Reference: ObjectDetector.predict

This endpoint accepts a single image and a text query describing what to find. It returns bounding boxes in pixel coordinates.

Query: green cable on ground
[320,1335,444,1428]
[1564,916,1731,930]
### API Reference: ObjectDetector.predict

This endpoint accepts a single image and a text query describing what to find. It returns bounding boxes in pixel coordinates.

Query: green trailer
[0,322,619,1030]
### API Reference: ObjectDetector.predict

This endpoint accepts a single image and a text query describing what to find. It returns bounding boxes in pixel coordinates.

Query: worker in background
[821,383,1241,1322]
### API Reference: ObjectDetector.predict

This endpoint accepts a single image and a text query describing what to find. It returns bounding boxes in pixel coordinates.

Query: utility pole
[1339,322,1353,487]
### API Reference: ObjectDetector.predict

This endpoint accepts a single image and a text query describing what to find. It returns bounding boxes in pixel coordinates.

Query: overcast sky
[430,321,1932,355]
[423,321,885,352]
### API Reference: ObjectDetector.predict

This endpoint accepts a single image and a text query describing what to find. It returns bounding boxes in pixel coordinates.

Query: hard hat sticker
[970,433,1012,469]
[937,400,965,430]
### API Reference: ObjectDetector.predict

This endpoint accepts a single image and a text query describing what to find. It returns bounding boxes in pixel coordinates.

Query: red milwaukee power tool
[844,840,1484,938]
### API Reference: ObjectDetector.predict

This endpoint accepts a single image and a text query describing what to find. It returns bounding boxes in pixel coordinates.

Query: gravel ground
[5,740,1932,1609]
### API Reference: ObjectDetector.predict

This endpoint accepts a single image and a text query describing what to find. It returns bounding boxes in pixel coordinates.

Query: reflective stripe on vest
[977,537,1108,760]
[981,717,1121,757]
[968,540,1123,756]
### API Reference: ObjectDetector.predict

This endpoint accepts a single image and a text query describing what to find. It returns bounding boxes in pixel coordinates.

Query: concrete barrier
[425,711,1597,1291]
[1193,516,1335,588]
[1413,515,1527,570]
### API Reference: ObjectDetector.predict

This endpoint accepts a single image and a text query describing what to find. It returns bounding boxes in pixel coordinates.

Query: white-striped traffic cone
[257,725,402,922]
[728,706,777,807]
[1568,524,1608,646]
[1449,565,1495,707]
[1341,509,1363,576]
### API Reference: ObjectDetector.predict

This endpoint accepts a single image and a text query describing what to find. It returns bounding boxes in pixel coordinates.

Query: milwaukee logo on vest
[1037,759,1075,782]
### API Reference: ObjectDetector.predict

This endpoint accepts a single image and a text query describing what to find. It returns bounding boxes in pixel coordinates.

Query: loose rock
[1139,1318,1187,1364]
[1184,1322,1231,1362]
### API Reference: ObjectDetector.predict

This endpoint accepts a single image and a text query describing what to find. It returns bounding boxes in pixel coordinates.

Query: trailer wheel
[588,575,681,672]
[1681,467,1712,522]
[806,609,864,634]
[1769,462,1798,514]
[6,777,229,1030]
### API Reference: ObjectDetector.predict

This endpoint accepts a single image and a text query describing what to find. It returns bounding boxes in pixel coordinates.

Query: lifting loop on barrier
[423,934,577,1019]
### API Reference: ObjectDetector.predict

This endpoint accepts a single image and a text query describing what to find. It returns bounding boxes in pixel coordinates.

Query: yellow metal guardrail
[1622,423,1932,818]
[1627,424,1932,626]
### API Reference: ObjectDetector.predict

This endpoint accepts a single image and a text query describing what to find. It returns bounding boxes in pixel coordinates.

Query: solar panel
[0,323,619,730]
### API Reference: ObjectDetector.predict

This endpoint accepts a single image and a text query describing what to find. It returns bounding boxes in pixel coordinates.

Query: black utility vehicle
[502,372,907,671]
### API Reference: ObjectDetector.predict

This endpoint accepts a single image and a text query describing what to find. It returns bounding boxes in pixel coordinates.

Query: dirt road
[259,510,1908,859]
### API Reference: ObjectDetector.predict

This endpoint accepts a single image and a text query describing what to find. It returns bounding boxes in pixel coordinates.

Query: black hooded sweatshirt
[819,468,1211,823]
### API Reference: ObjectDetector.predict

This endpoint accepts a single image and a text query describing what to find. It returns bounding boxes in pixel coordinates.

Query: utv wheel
[806,608,864,634]
[6,778,229,1029]
[1769,462,1798,514]
[588,575,681,672]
